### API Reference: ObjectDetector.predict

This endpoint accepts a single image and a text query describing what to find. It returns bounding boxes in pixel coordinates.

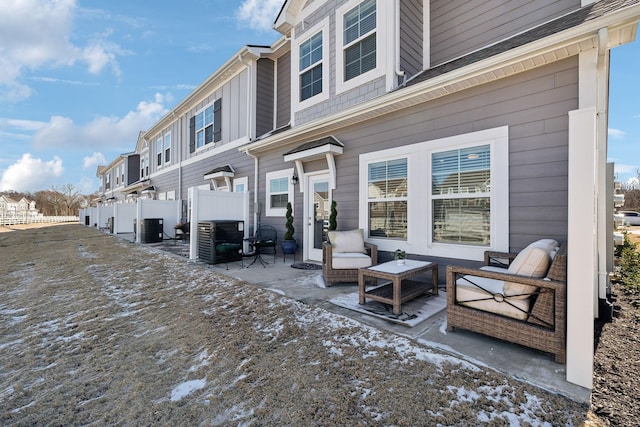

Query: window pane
[433,199,490,245]
[432,145,490,194]
[204,105,214,126]
[195,112,203,130]
[270,177,289,193]
[271,193,288,209]
[300,64,323,101]
[204,125,213,145]
[368,201,407,239]
[197,130,204,148]
[368,158,407,198]
[345,34,376,81]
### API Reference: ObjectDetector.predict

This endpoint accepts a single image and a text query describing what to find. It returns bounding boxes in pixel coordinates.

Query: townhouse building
[95,0,640,389]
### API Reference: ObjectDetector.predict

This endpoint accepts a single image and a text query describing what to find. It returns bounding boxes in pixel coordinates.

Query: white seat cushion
[327,229,367,254]
[455,280,531,321]
[331,252,372,269]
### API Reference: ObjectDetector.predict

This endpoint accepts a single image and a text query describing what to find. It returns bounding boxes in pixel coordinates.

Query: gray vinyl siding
[276,51,291,128]
[149,168,179,197]
[430,0,581,66]
[284,58,577,253]
[256,59,275,137]
[400,0,424,79]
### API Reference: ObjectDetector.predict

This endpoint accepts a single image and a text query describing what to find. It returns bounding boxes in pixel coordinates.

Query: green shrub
[617,233,640,294]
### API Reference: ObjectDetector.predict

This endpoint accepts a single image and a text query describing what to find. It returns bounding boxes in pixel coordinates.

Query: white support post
[567,107,597,389]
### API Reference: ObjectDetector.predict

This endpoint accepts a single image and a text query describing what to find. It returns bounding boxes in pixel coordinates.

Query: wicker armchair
[322,241,378,287]
[446,243,567,363]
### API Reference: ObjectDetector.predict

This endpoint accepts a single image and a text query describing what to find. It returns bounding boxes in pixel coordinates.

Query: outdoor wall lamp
[291,174,299,185]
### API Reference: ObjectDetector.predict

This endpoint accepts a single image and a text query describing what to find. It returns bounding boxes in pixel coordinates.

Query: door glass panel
[313,181,329,250]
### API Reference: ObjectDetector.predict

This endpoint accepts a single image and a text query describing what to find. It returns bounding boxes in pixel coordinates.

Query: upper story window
[190,99,222,153]
[105,173,111,190]
[344,0,376,81]
[293,18,330,112]
[336,0,384,94]
[156,137,163,167]
[299,31,323,101]
[164,131,171,164]
[121,164,125,184]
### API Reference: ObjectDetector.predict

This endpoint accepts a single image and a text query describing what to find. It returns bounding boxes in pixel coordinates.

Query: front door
[306,174,330,262]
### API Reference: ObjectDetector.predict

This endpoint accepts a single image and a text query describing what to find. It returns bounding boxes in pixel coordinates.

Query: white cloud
[608,128,627,139]
[32,93,169,151]
[0,0,124,101]
[0,153,64,192]
[236,0,282,32]
[83,152,107,169]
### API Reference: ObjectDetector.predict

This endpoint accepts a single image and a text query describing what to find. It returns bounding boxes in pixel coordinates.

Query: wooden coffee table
[358,260,438,315]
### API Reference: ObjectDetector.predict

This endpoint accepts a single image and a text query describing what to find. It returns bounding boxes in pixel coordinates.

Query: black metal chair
[245,225,277,267]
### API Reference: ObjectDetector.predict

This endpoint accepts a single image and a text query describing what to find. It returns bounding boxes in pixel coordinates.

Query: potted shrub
[394,249,406,265]
[281,201,297,254]
[328,200,337,231]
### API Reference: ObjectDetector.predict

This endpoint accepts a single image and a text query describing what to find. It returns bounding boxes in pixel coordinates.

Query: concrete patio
[134,235,589,403]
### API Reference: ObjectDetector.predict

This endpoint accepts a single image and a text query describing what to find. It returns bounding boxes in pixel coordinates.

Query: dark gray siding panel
[127,155,140,185]
[276,51,291,128]
[430,0,581,66]
[256,58,274,137]
[400,0,423,79]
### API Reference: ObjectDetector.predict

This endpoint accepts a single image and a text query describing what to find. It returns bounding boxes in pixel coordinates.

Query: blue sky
[0,1,639,194]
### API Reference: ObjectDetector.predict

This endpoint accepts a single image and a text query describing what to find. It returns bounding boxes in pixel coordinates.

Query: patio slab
[141,239,590,403]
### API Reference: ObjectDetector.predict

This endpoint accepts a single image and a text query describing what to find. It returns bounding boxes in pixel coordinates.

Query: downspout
[596,27,613,320]
[239,53,254,141]
[395,0,406,87]
[245,149,260,234]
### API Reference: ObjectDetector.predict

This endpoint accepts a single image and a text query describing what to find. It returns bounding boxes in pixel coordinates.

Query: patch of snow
[170,378,207,402]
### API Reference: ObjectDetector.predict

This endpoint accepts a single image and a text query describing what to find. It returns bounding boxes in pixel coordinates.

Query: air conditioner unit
[140,218,163,243]
[198,220,244,264]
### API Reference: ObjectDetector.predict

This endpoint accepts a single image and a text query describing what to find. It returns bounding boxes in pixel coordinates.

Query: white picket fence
[0,216,79,226]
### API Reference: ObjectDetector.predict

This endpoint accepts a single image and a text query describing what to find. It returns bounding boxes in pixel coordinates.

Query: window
[196,104,214,149]
[359,127,508,260]
[156,137,163,167]
[432,145,491,246]
[105,173,110,190]
[140,155,146,179]
[266,169,294,216]
[367,158,407,239]
[299,31,323,102]
[164,132,171,164]
[233,177,248,193]
[121,164,125,185]
[343,0,376,81]
[115,165,120,186]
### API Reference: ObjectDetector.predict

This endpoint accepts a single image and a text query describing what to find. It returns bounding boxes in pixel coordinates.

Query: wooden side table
[358,260,438,315]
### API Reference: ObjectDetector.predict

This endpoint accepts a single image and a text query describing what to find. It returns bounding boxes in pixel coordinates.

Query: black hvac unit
[85,216,90,226]
[107,217,114,234]
[198,220,244,264]
[141,218,163,243]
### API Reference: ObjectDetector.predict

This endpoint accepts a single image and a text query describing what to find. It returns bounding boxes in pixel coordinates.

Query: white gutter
[239,53,254,141]
[395,0,405,86]
[244,149,260,233]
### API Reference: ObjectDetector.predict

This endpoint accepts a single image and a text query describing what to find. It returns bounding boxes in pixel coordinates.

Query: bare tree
[58,184,82,216]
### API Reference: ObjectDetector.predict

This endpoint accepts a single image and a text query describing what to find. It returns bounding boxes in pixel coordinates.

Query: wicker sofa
[322,229,378,287]
[446,241,567,363]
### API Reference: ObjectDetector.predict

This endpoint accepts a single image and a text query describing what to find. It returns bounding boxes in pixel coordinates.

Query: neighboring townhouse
[0,195,39,222]
[94,0,640,390]
[96,152,140,204]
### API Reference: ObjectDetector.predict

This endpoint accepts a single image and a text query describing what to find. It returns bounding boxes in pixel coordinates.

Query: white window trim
[233,176,248,193]
[359,126,509,261]
[335,0,389,95]
[266,168,294,217]
[292,17,330,112]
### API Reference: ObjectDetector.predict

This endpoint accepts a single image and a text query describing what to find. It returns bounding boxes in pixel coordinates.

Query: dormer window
[343,0,376,81]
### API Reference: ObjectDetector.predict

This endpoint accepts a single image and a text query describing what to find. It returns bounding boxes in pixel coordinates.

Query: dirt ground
[0,223,624,425]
